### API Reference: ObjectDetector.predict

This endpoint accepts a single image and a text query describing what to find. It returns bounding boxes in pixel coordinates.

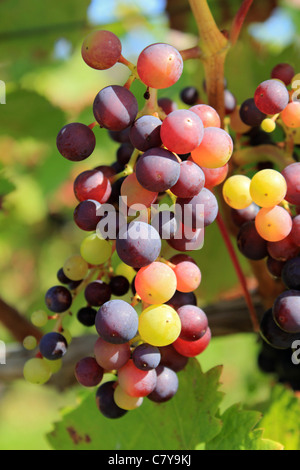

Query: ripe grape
[260,308,300,349]
[173,261,201,293]
[177,305,208,341]
[255,206,293,242]
[96,381,127,419]
[167,225,204,252]
[231,203,260,227]
[147,365,179,403]
[84,280,112,306]
[191,127,233,169]
[94,337,131,370]
[280,102,300,128]
[160,109,204,154]
[56,123,96,161]
[266,256,285,279]
[137,43,183,89]
[121,172,158,209]
[39,332,68,361]
[95,299,138,344]
[159,345,189,372]
[249,169,287,207]
[132,343,161,371]
[237,221,268,260]
[170,161,205,198]
[77,306,97,327]
[93,85,138,131]
[291,215,300,246]
[239,98,266,127]
[190,104,221,128]
[254,79,289,115]
[271,63,295,86]
[63,255,88,281]
[135,262,177,304]
[80,233,112,265]
[282,257,300,290]
[158,97,178,115]
[267,234,299,262]
[176,187,218,229]
[173,327,211,357]
[138,304,181,347]
[109,276,130,297]
[73,200,102,232]
[224,89,237,115]
[166,290,197,311]
[282,163,300,206]
[222,175,252,210]
[273,290,300,333]
[23,358,52,385]
[201,163,228,189]
[114,385,143,410]
[180,86,199,105]
[129,115,162,151]
[118,359,157,397]
[45,285,72,313]
[74,169,112,204]
[81,30,122,70]
[151,210,178,240]
[75,357,104,387]
[135,147,180,192]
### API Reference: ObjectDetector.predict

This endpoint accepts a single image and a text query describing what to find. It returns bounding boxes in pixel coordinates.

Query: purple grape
[254,79,289,115]
[147,365,179,403]
[271,63,295,86]
[135,147,180,192]
[176,187,218,229]
[167,225,204,252]
[96,381,127,419]
[95,299,138,344]
[180,86,199,105]
[84,280,112,306]
[170,160,205,199]
[273,290,300,333]
[75,357,104,387]
[56,123,96,161]
[282,163,300,206]
[57,268,71,285]
[151,211,178,240]
[132,343,161,371]
[282,257,300,290]
[39,332,68,360]
[260,308,300,349]
[266,256,285,279]
[239,98,266,127]
[237,221,268,260]
[93,85,138,131]
[77,306,97,327]
[231,203,260,228]
[224,89,237,115]
[159,345,188,372]
[177,305,208,341]
[129,115,162,151]
[116,142,134,166]
[45,285,72,313]
[166,290,197,311]
[73,200,102,231]
[109,276,130,297]
[116,221,161,268]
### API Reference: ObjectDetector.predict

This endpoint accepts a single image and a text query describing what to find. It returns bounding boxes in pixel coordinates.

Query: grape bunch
[22,29,240,419]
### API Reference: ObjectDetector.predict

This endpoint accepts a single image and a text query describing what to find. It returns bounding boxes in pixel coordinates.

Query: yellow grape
[115,263,136,283]
[80,233,112,265]
[255,206,292,242]
[63,254,89,281]
[138,304,181,347]
[250,169,287,208]
[135,262,177,304]
[261,118,276,133]
[114,385,143,410]
[23,358,52,385]
[222,175,252,209]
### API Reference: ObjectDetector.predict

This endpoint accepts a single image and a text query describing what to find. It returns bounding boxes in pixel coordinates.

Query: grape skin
[81,30,122,70]
[56,123,96,161]
[95,299,138,344]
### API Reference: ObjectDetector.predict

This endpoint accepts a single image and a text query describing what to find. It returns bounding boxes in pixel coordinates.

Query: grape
[230,106,251,134]
[151,210,178,239]
[191,127,233,169]
[94,164,117,179]
[95,299,138,344]
[137,43,183,89]
[180,86,199,105]
[31,310,48,328]
[84,280,112,306]
[266,256,285,279]
[237,221,268,260]
[271,63,295,86]
[291,215,300,246]
[134,262,177,304]
[166,290,197,310]
[68,280,83,291]
[173,261,201,293]
[190,104,221,128]
[115,263,136,283]
[159,345,188,372]
[261,118,276,133]
[239,98,266,127]
[273,290,300,333]
[160,109,204,154]
[177,305,208,341]
[23,358,52,385]
[129,115,162,151]
[169,254,197,266]
[138,304,181,347]
[118,359,157,397]
[114,385,143,410]
[108,127,131,143]
[158,97,178,115]
[63,255,88,281]
[255,206,292,242]
[121,172,158,209]
[77,306,97,327]
[231,203,260,228]
[93,85,138,131]
[44,358,63,374]
[176,187,218,229]
[201,163,228,189]
[167,225,204,252]
[222,175,252,210]
[80,233,112,265]
[74,169,112,204]
[170,161,205,198]
[57,268,72,284]
[74,200,102,232]
[135,147,180,192]
[224,89,237,115]
[94,337,131,370]
[132,343,161,371]
[45,285,72,313]
[254,79,289,115]
[267,234,299,261]
[173,327,211,357]
[260,308,300,349]
[23,336,37,351]
[282,257,300,290]
[116,221,161,269]
[81,30,122,70]
[39,332,68,361]
[109,276,130,297]
[56,123,96,162]
[249,169,287,208]
[280,102,300,128]
[282,163,300,206]
[96,381,128,419]
[147,365,179,403]
[116,142,134,167]
[75,357,104,387]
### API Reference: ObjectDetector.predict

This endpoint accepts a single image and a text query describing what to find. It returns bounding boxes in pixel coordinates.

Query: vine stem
[216,211,260,333]
[230,0,254,45]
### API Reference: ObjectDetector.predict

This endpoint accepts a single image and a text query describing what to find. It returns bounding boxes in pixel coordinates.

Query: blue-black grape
[84,280,112,306]
[45,285,72,313]
[73,200,102,232]
[77,306,97,327]
[109,276,130,297]
[260,308,300,349]
[237,221,268,260]
[56,122,96,161]
[135,147,180,192]
[132,343,161,371]
[96,381,127,419]
[273,290,300,333]
[129,115,162,151]
[282,257,300,290]
[159,345,188,372]
[39,332,68,360]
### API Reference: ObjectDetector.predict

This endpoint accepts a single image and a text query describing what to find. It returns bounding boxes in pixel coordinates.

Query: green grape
[138,304,181,347]
[61,328,72,345]
[23,358,52,385]
[115,263,136,283]
[23,336,37,351]
[114,384,143,410]
[63,255,89,281]
[250,169,287,208]
[222,175,252,210]
[80,233,112,265]
[43,358,63,374]
[31,310,48,327]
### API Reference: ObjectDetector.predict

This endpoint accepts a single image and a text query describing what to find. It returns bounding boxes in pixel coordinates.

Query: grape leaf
[0,174,15,197]
[204,404,283,450]
[47,360,224,450]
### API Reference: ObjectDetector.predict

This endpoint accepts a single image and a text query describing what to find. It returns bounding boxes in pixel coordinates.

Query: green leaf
[259,385,300,451]
[205,404,283,450]
[0,174,15,196]
[47,360,224,450]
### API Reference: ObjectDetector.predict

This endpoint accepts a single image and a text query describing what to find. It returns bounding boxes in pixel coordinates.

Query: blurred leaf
[0,174,15,196]
[47,360,224,450]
